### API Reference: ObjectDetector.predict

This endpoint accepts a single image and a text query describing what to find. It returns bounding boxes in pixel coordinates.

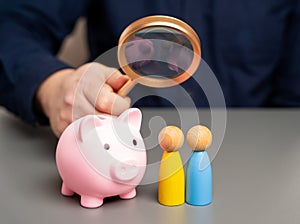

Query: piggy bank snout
[110,160,140,182]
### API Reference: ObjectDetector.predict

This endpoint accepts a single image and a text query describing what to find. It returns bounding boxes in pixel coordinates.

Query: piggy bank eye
[132,139,137,146]
[104,143,110,150]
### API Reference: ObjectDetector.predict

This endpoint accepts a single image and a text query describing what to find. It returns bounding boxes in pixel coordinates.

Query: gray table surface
[0,107,300,224]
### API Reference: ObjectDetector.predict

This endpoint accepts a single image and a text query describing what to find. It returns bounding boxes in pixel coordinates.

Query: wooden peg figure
[158,126,185,206]
[185,125,213,206]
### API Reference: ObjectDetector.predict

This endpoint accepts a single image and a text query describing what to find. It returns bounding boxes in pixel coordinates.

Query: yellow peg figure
[158,126,185,206]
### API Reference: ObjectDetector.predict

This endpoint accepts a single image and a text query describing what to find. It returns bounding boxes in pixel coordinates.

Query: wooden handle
[117,79,137,97]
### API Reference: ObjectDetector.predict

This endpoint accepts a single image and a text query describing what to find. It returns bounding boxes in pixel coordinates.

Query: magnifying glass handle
[118,79,138,97]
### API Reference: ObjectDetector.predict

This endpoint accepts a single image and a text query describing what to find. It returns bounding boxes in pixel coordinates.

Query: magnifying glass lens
[117,15,201,96]
[125,27,194,79]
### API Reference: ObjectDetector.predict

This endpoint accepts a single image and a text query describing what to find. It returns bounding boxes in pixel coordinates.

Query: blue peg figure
[185,125,213,206]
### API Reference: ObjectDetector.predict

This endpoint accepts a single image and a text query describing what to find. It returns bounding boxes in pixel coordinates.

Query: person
[0,0,299,137]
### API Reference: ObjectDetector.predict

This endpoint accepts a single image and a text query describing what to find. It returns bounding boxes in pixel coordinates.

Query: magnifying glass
[117,15,201,97]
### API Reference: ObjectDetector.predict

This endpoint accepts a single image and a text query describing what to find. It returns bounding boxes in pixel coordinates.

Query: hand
[36,62,131,137]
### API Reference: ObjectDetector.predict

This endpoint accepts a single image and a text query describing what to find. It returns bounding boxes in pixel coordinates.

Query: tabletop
[0,107,300,224]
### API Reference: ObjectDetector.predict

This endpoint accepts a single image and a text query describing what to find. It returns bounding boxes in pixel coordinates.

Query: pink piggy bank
[56,108,147,208]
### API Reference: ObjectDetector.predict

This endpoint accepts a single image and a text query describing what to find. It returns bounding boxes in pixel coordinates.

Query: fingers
[44,63,131,138]
[79,63,127,97]
[106,71,129,91]
[109,94,131,116]
[78,63,131,114]
[72,92,97,120]
[70,62,131,122]
[87,62,129,91]
[94,84,131,116]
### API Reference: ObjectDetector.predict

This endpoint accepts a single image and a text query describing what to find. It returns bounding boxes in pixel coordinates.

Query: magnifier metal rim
[118,15,201,88]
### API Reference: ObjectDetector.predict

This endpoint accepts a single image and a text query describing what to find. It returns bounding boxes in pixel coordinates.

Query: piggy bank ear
[76,115,106,142]
[118,108,142,130]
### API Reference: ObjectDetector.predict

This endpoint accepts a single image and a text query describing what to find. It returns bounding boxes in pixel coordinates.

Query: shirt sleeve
[271,0,300,106]
[0,0,89,124]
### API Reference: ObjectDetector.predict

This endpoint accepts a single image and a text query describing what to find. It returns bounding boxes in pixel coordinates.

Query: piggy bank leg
[119,188,136,199]
[61,182,74,196]
[80,195,103,208]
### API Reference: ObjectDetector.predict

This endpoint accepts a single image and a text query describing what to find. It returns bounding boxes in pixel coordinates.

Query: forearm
[271,0,300,106]
[0,40,72,125]
[0,0,87,124]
